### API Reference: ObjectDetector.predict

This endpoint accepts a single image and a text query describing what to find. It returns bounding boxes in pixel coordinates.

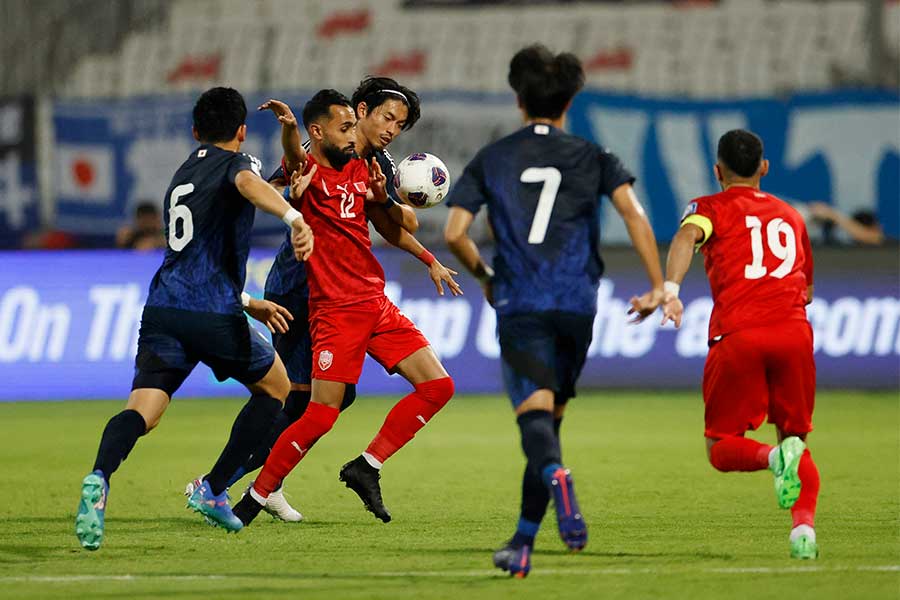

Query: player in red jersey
[232,89,458,525]
[659,129,820,559]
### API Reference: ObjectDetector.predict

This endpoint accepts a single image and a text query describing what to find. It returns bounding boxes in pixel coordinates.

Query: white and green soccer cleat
[75,470,108,551]
[772,437,806,509]
[790,526,819,559]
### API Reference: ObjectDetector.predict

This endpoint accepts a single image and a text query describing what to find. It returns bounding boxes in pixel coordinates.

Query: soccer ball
[393,153,450,209]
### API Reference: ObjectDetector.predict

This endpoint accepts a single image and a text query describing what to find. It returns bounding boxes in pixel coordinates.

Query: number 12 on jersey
[521,167,561,245]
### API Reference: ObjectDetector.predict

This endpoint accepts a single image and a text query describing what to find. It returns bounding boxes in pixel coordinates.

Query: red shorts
[703,319,816,439]
[309,296,430,384]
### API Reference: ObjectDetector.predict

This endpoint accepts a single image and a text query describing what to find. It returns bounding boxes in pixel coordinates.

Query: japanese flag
[56,144,114,204]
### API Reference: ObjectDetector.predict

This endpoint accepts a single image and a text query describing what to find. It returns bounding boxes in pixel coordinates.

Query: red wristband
[417,249,435,266]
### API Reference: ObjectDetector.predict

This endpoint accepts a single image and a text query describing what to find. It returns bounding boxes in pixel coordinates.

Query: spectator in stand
[795,202,885,246]
[116,202,166,250]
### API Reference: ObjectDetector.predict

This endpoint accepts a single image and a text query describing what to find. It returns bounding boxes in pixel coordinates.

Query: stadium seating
[52,0,890,99]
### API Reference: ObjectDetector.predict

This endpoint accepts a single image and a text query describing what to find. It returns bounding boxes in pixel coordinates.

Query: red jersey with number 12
[683,186,814,341]
[296,154,384,307]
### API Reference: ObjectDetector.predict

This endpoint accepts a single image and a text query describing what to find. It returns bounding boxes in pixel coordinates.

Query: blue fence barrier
[1,248,896,401]
[51,90,900,242]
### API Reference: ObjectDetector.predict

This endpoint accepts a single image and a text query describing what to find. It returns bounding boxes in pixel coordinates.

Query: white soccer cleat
[245,483,303,522]
[263,487,304,522]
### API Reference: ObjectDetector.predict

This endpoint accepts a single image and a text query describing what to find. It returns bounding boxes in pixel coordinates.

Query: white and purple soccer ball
[393,152,450,209]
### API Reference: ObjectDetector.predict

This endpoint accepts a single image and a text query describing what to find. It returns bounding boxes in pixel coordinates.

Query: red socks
[253,401,339,499]
[791,450,820,527]
[365,377,454,464]
[709,436,773,472]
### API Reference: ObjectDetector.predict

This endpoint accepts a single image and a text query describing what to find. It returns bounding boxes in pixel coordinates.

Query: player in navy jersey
[74,87,315,550]
[184,78,432,521]
[444,45,665,577]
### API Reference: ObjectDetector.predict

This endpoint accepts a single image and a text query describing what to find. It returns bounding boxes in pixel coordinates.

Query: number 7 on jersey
[521,167,561,244]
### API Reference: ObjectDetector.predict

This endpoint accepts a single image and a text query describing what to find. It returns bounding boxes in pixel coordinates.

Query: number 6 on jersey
[168,183,195,251]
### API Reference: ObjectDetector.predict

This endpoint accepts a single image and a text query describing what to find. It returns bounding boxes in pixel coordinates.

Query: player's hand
[245,298,294,334]
[367,157,388,203]
[428,260,463,297]
[627,288,664,323]
[290,163,317,200]
[660,294,684,328]
[291,217,314,262]
[258,99,298,128]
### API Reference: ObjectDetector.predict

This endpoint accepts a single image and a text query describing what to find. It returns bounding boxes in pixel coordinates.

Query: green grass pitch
[0,391,897,599]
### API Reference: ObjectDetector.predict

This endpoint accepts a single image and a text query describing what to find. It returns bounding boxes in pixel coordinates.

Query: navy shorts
[498,311,594,409]
[132,306,276,396]
[264,290,312,386]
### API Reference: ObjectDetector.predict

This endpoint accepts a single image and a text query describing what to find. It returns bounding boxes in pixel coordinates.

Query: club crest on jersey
[318,350,333,371]
[682,202,698,219]
[353,181,367,194]
[408,153,427,161]
[431,166,447,187]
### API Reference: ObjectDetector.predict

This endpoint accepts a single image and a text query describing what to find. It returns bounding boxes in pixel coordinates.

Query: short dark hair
[302,89,353,129]
[508,44,584,120]
[351,77,421,131]
[717,129,764,178]
[192,87,247,143]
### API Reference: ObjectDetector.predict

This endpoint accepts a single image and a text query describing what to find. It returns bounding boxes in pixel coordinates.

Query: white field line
[1,565,898,583]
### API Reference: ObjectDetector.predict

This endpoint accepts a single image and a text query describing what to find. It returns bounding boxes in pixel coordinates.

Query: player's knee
[142,413,162,433]
[339,384,357,412]
[415,376,454,410]
[707,438,728,472]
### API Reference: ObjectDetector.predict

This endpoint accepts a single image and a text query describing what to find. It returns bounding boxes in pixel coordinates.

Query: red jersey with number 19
[296,155,385,307]
[681,185,814,341]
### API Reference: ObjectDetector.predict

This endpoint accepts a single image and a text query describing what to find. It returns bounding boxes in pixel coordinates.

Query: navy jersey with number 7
[447,123,634,316]
[145,144,263,315]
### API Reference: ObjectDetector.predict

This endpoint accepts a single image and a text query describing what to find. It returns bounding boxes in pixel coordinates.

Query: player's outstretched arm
[240,293,294,334]
[385,202,419,234]
[369,206,462,297]
[234,169,314,261]
[660,223,704,328]
[259,99,307,176]
[444,206,493,304]
[611,184,664,322]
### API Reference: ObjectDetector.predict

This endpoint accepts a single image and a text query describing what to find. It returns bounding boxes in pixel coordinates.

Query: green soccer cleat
[772,437,806,509]
[790,533,819,560]
[75,470,108,551]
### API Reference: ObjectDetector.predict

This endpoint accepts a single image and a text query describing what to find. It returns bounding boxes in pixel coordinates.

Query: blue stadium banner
[0,97,39,247]
[0,249,896,401]
[52,90,899,242]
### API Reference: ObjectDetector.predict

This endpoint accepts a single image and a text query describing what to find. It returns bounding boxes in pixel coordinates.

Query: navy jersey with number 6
[447,124,634,316]
[145,144,263,315]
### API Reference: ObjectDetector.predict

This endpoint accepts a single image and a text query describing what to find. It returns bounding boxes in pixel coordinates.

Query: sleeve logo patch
[682,202,698,219]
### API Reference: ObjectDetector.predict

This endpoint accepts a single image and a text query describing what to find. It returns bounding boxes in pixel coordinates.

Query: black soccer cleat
[231,493,264,526]
[339,456,392,523]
